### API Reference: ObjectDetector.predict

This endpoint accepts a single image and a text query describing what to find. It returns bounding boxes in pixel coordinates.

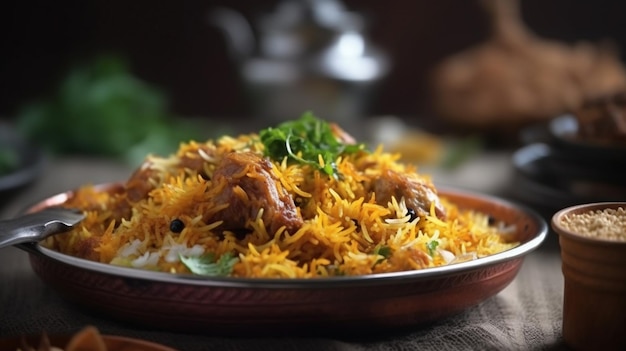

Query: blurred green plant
[0,148,18,175]
[440,135,484,170]
[16,55,207,167]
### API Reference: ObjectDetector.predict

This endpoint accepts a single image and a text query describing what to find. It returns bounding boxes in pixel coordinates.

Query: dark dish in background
[0,123,46,209]
[511,141,626,212]
[511,110,626,214]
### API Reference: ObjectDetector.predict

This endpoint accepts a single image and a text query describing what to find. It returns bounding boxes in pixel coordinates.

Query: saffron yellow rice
[44,131,518,278]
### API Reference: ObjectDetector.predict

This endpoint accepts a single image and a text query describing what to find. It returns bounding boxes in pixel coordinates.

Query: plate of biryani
[17,113,547,335]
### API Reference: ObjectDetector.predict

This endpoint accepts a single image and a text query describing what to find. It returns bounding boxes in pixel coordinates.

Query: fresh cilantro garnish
[259,111,365,177]
[373,245,392,265]
[179,252,238,276]
[426,240,439,257]
[373,245,392,259]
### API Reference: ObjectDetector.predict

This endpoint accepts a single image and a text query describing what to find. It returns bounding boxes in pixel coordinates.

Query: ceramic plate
[18,185,547,336]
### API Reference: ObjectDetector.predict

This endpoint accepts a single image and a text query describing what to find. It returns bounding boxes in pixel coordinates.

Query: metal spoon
[0,207,84,249]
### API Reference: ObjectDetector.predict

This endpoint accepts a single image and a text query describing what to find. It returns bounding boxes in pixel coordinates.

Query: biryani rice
[45,127,519,278]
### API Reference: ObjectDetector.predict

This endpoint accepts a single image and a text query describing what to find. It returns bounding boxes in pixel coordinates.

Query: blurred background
[2,0,626,126]
[2,0,626,212]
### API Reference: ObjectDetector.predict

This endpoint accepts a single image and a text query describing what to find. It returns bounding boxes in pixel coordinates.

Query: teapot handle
[208,7,255,60]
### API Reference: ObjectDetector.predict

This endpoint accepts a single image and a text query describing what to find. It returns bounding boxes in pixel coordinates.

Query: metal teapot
[209,0,390,126]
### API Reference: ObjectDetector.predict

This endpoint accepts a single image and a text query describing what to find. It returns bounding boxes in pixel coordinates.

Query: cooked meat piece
[388,247,431,270]
[109,198,133,225]
[125,160,157,203]
[373,169,446,219]
[73,236,102,261]
[125,144,217,203]
[178,144,217,178]
[209,151,303,234]
[575,94,626,142]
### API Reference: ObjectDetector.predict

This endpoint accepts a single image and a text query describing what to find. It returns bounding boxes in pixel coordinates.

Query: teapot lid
[258,0,366,58]
[259,0,364,32]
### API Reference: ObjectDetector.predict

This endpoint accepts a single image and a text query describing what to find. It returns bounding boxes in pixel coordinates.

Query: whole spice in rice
[559,207,626,241]
[169,219,185,233]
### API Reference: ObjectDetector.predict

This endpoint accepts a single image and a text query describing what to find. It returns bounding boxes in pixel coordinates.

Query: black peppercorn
[170,219,185,233]
[406,208,418,222]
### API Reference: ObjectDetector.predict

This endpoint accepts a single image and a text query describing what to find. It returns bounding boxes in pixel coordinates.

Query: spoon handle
[0,207,84,249]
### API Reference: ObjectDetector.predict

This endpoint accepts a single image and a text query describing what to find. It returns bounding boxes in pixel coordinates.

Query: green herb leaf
[372,245,392,265]
[373,245,392,259]
[179,252,238,276]
[259,111,365,177]
[426,240,439,257]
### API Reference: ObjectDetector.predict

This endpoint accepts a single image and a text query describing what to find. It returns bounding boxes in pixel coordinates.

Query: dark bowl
[514,143,622,184]
[18,184,547,336]
[0,123,46,201]
[511,143,626,211]
[548,114,626,164]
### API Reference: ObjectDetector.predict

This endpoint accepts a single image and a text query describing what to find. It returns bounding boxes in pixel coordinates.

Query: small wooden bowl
[551,202,626,351]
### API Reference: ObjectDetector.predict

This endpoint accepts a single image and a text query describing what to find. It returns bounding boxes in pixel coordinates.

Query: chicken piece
[574,93,626,143]
[125,144,217,203]
[125,160,158,203]
[373,169,446,219]
[72,236,102,261]
[388,247,431,271]
[178,143,217,179]
[209,151,303,234]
